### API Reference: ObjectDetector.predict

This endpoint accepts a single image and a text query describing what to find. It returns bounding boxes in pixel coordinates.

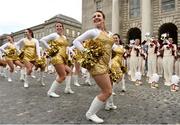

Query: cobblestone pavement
[0,71,179,124]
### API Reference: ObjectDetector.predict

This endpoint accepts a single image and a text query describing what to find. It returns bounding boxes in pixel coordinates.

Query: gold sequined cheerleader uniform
[110,45,125,82]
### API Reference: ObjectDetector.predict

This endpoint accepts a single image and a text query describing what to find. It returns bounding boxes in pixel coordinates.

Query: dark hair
[55,21,64,29]
[7,34,14,42]
[26,28,34,38]
[96,10,105,19]
[113,33,123,45]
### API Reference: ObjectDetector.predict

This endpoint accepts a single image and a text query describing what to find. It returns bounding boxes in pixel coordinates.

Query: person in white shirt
[129,38,141,83]
[161,37,176,86]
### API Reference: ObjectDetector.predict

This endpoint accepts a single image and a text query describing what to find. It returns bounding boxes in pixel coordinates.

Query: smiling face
[113,35,120,45]
[6,35,13,43]
[92,11,105,29]
[55,22,64,35]
[24,30,30,38]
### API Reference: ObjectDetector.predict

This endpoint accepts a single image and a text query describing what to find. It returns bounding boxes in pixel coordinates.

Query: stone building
[82,0,180,44]
[0,14,81,45]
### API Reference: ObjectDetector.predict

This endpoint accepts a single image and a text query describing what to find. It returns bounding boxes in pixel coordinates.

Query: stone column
[141,0,152,41]
[112,0,120,34]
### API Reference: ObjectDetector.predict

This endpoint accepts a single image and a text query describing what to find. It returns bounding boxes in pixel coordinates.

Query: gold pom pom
[5,48,16,56]
[67,59,73,67]
[109,69,123,83]
[76,39,106,70]
[35,57,46,70]
[46,47,59,57]
[46,40,59,57]
[121,66,127,74]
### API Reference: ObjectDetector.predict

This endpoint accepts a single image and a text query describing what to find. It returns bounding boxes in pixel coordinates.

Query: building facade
[0,14,81,45]
[82,0,180,44]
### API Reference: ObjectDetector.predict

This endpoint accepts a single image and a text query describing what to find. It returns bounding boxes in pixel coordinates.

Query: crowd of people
[0,10,179,124]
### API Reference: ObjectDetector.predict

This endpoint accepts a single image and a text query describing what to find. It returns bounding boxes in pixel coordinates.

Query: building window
[129,0,140,18]
[41,32,44,37]
[95,0,102,10]
[72,30,75,37]
[49,28,52,33]
[66,29,69,35]
[77,32,80,36]
[161,0,175,12]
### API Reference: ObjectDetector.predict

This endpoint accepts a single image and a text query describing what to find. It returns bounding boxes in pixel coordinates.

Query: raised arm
[73,29,98,51]
[40,33,58,49]
[15,38,24,49]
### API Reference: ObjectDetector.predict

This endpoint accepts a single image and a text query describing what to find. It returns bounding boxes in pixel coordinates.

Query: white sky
[0,0,82,35]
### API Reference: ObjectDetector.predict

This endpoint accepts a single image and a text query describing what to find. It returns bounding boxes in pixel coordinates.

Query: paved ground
[0,70,179,124]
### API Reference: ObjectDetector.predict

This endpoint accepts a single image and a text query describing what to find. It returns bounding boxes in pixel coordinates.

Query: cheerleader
[105,33,125,111]
[40,21,74,97]
[0,35,25,82]
[16,29,41,88]
[73,10,114,123]
[112,34,126,92]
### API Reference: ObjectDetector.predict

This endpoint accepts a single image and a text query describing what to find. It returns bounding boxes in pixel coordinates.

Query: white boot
[73,75,80,86]
[2,68,7,78]
[0,67,3,76]
[85,72,92,86]
[112,83,116,95]
[7,71,12,82]
[121,75,126,92]
[40,72,45,86]
[31,70,36,78]
[105,95,117,110]
[47,80,60,98]
[24,74,30,88]
[86,96,104,123]
[20,68,25,81]
[64,76,74,94]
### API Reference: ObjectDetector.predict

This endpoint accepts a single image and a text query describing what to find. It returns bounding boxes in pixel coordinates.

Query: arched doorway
[127,27,141,44]
[158,23,178,44]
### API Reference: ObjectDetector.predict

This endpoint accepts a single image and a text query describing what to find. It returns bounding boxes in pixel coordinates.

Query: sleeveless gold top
[110,46,125,82]
[23,38,37,62]
[111,46,124,69]
[89,32,114,76]
[50,36,69,65]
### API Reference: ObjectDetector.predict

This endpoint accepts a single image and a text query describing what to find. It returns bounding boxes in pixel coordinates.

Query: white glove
[68,47,75,56]
[66,47,75,61]
[66,47,75,56]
